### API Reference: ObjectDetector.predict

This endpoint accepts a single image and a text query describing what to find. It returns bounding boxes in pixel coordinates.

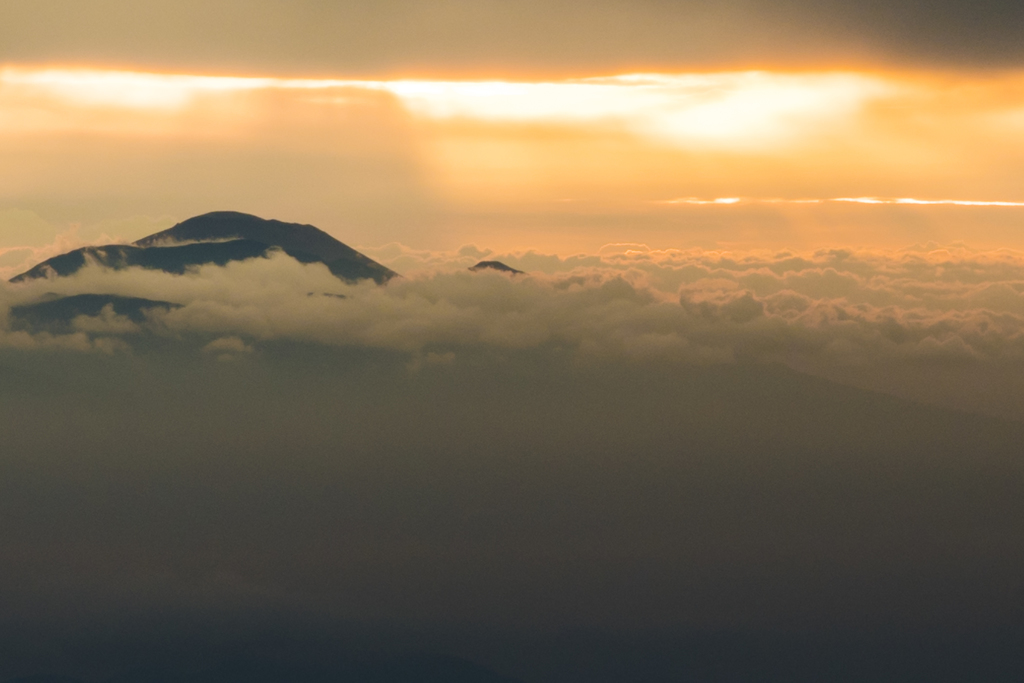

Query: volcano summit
[8,211,397,332]
[11,211,398,285]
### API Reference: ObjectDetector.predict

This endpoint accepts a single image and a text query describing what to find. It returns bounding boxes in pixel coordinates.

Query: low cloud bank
[5,243,1024,368]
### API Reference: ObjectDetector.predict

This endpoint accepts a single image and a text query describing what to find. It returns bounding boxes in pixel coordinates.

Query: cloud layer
[7,242,1024,418]
[8,243,1024,360]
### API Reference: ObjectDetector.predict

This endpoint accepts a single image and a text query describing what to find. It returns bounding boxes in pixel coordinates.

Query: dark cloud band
[3,0,1024,71]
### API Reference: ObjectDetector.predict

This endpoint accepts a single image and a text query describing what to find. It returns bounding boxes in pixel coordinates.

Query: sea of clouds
[4,242,1024,366]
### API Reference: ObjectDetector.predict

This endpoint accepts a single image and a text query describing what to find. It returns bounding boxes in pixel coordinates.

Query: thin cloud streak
[660,197,1024,207]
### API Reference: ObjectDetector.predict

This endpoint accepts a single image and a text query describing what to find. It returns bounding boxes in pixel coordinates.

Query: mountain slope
[10,240,274,283]
[10,212,397,285]
[469,260,523,274]
[135,211,397,283]
[9,294,180,334]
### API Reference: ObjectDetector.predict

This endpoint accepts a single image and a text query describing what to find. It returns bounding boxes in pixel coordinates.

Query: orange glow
[375,72,893,151]
[1,67,891,150]
[6,65,1024,252]
[0,68,274,109]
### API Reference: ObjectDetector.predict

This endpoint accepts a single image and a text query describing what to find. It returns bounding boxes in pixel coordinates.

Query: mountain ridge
[11,212,398,285]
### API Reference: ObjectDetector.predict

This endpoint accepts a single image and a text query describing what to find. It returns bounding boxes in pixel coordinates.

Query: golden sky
[3,64,1024,266]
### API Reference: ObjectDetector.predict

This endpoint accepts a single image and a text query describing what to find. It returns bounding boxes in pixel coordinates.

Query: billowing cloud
[7,243,1024,419]
[9,244,1024,361]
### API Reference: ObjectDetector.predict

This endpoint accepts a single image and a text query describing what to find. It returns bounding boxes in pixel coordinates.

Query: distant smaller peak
[469,261,523,274]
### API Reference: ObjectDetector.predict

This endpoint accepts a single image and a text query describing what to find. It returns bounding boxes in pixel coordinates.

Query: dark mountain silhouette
[469,260,523,274]
[11,241,274,283]
[9,293,179,334]
[136,212,397,283]
[11,212,397,285]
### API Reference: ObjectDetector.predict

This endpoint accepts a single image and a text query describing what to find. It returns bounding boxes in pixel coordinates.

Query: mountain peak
[11,212,398,285]
[469,260,523,274]
[136,211,397,283]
